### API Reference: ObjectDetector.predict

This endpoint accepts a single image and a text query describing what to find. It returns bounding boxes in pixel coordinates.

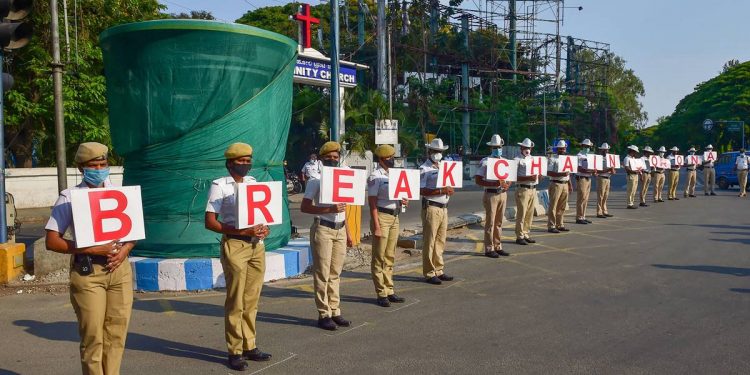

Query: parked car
[715,151,750,190]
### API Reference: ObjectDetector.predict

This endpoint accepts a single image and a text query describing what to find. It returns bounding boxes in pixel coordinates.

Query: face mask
[557,149,567,155]
[659,152,665,156]
[522,149,531,157]
[83,168,110,187]
[430,153,443,162]
[322,159,339,167]
[228,163,251,177]
[491,148,503,157]
[689,151,695,155]
[383,159,395,168]
[582,148,590,154]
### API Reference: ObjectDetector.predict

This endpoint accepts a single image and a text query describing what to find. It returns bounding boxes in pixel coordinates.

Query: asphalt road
[2,187,749,374]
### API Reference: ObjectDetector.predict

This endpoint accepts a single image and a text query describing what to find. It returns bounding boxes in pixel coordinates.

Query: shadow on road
[729,288,750,294]
[652,264,750,276]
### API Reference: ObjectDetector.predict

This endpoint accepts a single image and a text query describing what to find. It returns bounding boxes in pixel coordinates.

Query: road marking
[385,298,421,313]
[158,300,175,316]
[135,292,225,301]
[325,322,369,337]
[249,353,298,375]
[502,259,559,275]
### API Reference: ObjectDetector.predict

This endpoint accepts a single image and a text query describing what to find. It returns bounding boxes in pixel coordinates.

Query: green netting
[99,20,298,258]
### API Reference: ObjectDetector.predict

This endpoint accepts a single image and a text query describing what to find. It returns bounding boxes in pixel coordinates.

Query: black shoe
[705,193,709,196]
[228,355,249,371]
[376,297,391,307]
[425,276,442,285]
[689,195,696,197]
[497,250,511,256]
[576,219,588,224]
[524,237,536,243]
[516,238,528,245]
[485,251,500,258]
[243,348,272,362]
[387,294,405,303]
[438,274,454,281]
[317,317,337,331]
[627,205,637,209]
[557,227,570,232]
[668,198,673,200]
[604,214,613,217]
[548,228,560,233]
[585,219,593,223]
[331,316,351,327]
[639,203,648,207]
[710,192,717,196]
[674,197,680,200]
[658,199,665,202]
[596,215,607,218]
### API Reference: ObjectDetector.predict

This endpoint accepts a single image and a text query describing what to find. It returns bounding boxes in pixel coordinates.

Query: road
[2,188,749,374]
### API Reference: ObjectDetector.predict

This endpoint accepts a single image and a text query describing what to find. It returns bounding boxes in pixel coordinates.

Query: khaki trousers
[70,261,133,375]
[685,170,697,196]
[626,174,639,206]
[422,205,447,278]
[640,173,652,204]
[371,212,399,298]
[596,177,611,215]
[653,172,665,201]
[483,191,507,251]
[547,182,569,229]
[576,177,592,220]
[311,221,347,318]
[220,237,265,355]
[515,186,536,239]
[704,168,716,193]
[739,169,748,196]
[668,170,680,199]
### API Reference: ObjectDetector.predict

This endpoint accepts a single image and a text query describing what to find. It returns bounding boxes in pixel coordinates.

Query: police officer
[703,144,717,196]
[45,142,135,375]
[734,148,749,197]
[515,138,539,245]
[575,139,595,224]
[639,146,654,207]
[546,140,572,233]
[596,143,614,218]
[623,145,640,209]
[301,141,354,330]
[474,134,511,258]
[301,153,322,191]
[420,138,455,284]
[667,146,681,200]
[205,143,272,371]
[653,146,667,203]
[368,144,408,306]
[684,147,698,198]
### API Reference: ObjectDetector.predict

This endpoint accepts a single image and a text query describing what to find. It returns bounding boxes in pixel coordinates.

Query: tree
[169,10,215,20]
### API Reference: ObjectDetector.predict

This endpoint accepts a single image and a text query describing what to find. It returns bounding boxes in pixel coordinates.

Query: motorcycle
[285,168,303,194]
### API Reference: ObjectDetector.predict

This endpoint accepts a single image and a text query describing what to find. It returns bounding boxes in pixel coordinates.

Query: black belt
[576,176,590,180]
[517,184,536,189]
[90,255,108,265]
[226,234,258,242]
[422,199,447,208]
[551,180,567,184]
[704,166,714,169]
[377,206,399,216]
[670,169,679,171]
[651,171,664,174]
[318,218,346,230]
[484,188,505,193]
[687,168,696,171]
[627,172,638,175]
[598,176,610,179]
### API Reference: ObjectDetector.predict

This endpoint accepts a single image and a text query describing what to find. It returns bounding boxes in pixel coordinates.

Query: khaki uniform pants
[311,221,347,318]
[626,174,639,206]
[371,212,399,298]
[653,172,665,201]
[739,170,748,196]
[547,182,569,229]
[704,168,716,193]
[483,191,507,251]
[685,170,697,196]
[596,177,611,216]
[640,173,652,204]
[70,261,133,375]
[576,177,592,220]
[515,187,536,239]
[422,205,447,278]
[668,170,680,199]
[220,237,265,355]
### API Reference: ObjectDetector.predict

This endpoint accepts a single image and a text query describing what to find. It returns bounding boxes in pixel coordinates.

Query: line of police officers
[46,138,745,373]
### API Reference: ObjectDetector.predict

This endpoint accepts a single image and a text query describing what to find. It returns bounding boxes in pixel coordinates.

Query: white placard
[375,119,399,145]
[235,181,283,229]
[486,158,518,182]
[437,161,463,188]
[523,156,548,176]
[587,154,604,171]
[605,154,621,169]
[649,155,661,169]
[388,168,421,200]
[628,158,645,171]
[320,166,368,205]
[673,155,685,167]
[70,186,145,247]
[686,155,703,165]
[556,155,578,173]
[704,151,718,163]
[659,157,671,169]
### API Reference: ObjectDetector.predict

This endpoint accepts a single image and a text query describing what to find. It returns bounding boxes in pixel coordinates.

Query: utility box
[0,243,25,283]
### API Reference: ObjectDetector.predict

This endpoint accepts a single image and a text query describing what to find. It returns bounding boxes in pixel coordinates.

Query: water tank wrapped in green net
[99,20,297,257]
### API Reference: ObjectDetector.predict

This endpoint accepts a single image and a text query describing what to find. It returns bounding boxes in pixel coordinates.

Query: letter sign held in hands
[437,161,463,188]
[649,155,661,169]
[236,181,283,228]
[605,154,621,169]
[70,186,145,247]
[525,156,548,176]
[320,166,368,205]
[487,158,518,181]
[388,168,421,200]
[557,156,578,173]
[688,155,702,165]
[587,154,604,171]
[704,151,717,162]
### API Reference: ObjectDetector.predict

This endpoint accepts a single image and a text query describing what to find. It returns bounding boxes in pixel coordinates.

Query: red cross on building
[293,4,319,49]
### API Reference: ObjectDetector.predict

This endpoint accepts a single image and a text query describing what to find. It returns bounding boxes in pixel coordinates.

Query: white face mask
[582,148,590,154]
[522,149,531,157]
[430,153,443,162]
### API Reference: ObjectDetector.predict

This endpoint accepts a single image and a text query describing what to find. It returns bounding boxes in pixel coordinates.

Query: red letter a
[394,171,412,199]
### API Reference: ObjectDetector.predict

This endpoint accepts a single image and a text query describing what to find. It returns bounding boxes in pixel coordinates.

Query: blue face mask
[491,148,503,157]
[83,168,110,187]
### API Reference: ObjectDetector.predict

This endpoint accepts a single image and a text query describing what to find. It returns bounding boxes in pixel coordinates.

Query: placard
[704,151,717,162]
[628,158,646,171]
[235,181,283,229]
[388,168,421,200]
[556,155,578,173]
[486,158,518,182]
[437,161,463,188]
[672,155,685,167]
[70,186,145,247]
[686,155,703,165]
[605,154,621,169]
[523,156,548,176]
[649,155,661,169]
[659,157,671,169]
[586,154,604,171]
[320,166,368,205]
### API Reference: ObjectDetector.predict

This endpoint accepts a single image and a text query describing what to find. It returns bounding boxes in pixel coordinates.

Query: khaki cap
[74,142,108,164]
[319,141,341,156]
[374,144,395,158]
[224,143,253,159]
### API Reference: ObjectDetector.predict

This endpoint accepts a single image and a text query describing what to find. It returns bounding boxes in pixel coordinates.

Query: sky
[161,0,750,126]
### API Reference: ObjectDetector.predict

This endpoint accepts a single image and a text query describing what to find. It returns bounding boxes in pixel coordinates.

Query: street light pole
[51,0,67,191]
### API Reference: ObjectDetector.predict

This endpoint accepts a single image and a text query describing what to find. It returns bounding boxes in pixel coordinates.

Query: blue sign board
[294,56,357,87]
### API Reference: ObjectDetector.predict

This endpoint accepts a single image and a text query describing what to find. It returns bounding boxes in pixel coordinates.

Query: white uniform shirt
[547,155,570,182]
[474,157,490,179]
[205,175,257,229]
[668,155,680,170]
[301,160,323,180]
[655,154,666,171]
[736,154,749,170]
[368,166,398,210]
[685,153,698,170]
[515,156,539,185]
[641,156,652,173]
[577,152,592,177]
[703,154,715,168]
[419,160,450,204]
[45,179,115,239]
[303,177,346,223]
[623,155,634,173]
